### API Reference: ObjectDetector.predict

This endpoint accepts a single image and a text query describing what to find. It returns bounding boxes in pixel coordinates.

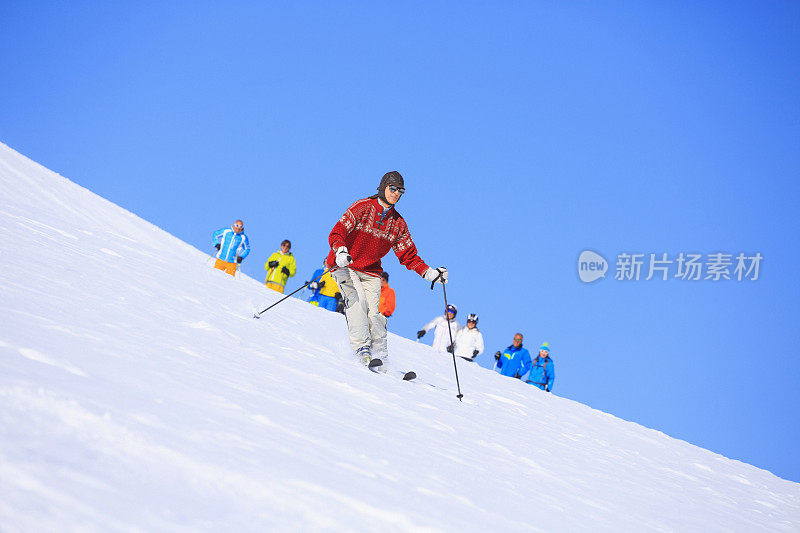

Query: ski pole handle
[429,268,446,290]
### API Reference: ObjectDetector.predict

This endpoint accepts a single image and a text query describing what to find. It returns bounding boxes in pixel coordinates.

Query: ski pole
[432,277,464,401]
[254,268,330,318]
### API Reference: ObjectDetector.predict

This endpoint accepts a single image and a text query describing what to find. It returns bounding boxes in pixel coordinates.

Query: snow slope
[0,142,798,532]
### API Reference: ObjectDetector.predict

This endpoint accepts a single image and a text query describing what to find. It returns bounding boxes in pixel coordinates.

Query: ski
[367,359,416,381]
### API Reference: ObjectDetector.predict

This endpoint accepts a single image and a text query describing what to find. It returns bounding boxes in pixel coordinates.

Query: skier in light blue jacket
[212,220,250,276]
[524,342,555,392]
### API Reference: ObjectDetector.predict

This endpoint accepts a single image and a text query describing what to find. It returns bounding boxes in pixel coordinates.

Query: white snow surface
[0,141,798,532]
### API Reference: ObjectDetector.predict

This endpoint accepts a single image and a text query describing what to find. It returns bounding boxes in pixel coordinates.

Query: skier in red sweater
[327,171,447,365]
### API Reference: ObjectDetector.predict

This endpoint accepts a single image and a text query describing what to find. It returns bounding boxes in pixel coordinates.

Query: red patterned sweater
[326,197,429,278]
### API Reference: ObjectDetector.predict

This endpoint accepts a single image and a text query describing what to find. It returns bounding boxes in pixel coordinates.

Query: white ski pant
[331,268,387,358]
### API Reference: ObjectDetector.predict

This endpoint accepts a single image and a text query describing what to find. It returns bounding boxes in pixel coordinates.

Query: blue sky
[2,1,799,482]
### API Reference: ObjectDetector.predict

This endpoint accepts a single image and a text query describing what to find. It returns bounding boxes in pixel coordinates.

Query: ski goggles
[388,185,405,195]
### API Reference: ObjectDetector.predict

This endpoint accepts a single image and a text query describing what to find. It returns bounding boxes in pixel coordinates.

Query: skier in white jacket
[417,305,460,353]
[447,313,484,361]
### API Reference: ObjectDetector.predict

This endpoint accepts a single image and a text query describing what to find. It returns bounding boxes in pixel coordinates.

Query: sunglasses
[233,224,243,229]
[281,243,291,249]
[388,185,405,195]
[513,338,523,342]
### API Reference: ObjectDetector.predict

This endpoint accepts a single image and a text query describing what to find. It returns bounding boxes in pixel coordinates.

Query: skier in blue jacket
[304,266,325,305]
[525,342,555,392]
[212,220,250,276]
[493,333,532,379]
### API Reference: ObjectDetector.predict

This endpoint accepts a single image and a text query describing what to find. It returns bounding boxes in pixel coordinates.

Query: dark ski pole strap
[254,268,331,318]
[429,267,445,290]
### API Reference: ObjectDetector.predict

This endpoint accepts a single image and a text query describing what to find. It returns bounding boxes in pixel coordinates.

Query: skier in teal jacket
[525,342,555,392]
[493,333,532,379]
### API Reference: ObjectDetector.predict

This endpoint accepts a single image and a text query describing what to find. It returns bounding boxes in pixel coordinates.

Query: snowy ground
[0,141,798,531]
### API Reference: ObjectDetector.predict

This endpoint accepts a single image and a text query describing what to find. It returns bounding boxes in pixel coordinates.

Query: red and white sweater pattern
[326,197,429,277]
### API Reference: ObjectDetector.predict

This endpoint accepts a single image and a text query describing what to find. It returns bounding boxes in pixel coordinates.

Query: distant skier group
[418,306,482,360]
[210,171,553,391]
[210,223,297,295]
[418,307,555,391]
[493,334,554,392]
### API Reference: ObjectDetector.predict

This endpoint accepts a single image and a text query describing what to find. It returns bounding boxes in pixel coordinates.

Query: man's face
[512,335,523,347]
[232,221,244,233]
[446,311,455,320]
[467,320,476,329]
[380,278,387,287]
[384,185,404,205]
[539,349,548,357]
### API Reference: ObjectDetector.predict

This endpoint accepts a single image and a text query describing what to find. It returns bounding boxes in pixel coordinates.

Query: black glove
[236,257,243,264]
[268,261,279,269]
[417,330,426,339]
[334,292,341,300]
[215,243,221,250]
[281,266,290,276]
[318,281,326,289]
[514,372,521,379]
[545,388,551,393]
[473,349,479,357]
[494,351,501,361]
[446,344,454,353]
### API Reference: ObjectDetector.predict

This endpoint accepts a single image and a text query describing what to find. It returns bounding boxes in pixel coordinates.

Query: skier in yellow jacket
[264,239,297,293]
[316,269,340,311]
